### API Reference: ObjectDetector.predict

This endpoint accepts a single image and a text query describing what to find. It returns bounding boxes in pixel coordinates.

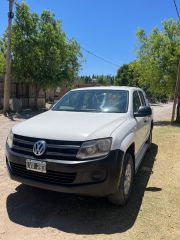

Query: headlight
[77,138,112,159]
[7,130,13,148]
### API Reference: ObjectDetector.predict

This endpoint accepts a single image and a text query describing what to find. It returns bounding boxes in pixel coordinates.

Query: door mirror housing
[134,106,152,117]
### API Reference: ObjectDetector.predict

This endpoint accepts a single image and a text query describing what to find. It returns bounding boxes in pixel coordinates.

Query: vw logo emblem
[33,140,47,156]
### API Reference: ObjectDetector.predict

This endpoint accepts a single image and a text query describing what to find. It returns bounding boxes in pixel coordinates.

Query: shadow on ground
[6,144,158,234]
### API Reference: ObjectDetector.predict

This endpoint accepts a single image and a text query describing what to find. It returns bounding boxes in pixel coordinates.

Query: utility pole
[3,0,14,113]
[171,61,180,123]
[171,0,180,122]
[176,62,180,122]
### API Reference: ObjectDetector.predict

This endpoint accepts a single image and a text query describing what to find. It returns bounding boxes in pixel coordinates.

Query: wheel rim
[124,163,132,195]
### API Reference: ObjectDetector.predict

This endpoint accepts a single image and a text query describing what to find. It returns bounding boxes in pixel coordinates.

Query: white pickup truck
[6,86,153,205]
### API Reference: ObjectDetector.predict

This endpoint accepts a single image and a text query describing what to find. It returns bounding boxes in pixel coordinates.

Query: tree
[2,2,82,108]
[115,63,139,87]
[136,19,180,95]
[96,75,107,85]
[135,19,180,121]
[0,39,6,75]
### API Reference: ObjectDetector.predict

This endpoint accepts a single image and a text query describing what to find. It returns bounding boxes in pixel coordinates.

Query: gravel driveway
[0,103,180,240]
[151,102,173,122]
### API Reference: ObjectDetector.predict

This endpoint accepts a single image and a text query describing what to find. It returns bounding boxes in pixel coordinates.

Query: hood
[12,110,127,141]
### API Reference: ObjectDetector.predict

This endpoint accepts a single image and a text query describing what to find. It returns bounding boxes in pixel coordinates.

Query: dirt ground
[151,102,174,123]
[0,103,180,240]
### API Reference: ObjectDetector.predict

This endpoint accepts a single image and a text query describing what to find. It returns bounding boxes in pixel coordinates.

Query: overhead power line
[67,37,120,67]
[80,46,120,67]
[173,0,180,21]
[12,3,120,69]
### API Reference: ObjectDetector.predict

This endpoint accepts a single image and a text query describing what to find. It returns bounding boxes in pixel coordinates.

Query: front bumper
[6,145,124,197]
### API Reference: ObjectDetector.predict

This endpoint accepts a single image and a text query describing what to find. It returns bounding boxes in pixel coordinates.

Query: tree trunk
[171,62,180,123]
[34,85,40,110]
[26,84,30,108]
[176,96,180,122]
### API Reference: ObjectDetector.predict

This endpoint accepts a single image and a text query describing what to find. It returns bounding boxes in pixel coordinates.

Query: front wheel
[108,153,134,206]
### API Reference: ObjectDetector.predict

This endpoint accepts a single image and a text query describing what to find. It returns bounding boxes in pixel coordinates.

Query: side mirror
[134,106,152,117]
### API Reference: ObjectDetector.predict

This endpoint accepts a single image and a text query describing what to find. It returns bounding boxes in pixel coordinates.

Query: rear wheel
[108,153,134,206]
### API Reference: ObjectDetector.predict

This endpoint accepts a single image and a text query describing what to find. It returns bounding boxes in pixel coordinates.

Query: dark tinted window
[133,91,141,113]
[138,91,146,106]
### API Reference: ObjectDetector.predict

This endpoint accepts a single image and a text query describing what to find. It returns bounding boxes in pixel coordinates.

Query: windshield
[52,89,129,113]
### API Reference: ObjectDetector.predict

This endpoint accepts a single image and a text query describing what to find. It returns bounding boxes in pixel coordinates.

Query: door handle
[144,119,147,123]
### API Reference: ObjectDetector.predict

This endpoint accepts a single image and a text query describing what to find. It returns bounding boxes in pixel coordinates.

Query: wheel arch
[118,132,135,153]
[118,134,136,183]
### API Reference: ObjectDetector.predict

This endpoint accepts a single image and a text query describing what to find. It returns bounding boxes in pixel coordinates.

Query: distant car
[6,86,153,205]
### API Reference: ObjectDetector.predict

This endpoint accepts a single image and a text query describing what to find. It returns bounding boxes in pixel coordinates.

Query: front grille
[12,134,82,160]
[10,162,76,185]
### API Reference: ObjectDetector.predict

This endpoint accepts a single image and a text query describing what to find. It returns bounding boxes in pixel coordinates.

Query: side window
[138,91,146,106]
[133,91,141,113]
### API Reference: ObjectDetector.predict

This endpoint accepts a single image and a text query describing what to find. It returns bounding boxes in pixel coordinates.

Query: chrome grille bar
[13,137,80,149]
[13,145,33,153]
[12,135,81,160]
[13,137,34,145]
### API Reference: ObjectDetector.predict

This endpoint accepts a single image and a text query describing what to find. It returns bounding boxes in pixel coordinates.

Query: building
[0,77,45,111]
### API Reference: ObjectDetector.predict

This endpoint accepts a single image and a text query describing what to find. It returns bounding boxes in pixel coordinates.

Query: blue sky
[0,0,179,76]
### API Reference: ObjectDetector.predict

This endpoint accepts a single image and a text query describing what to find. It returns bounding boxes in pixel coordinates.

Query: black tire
[108,153,134,206]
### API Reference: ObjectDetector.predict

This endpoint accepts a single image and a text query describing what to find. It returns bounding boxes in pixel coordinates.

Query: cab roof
[71,86,142,92]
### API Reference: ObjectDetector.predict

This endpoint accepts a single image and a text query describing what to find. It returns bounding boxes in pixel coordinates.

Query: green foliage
[84,76,91,84]
[79,75,114,85]
[115,19,180,97]
[96,75,108,85]
[9,2,82,90]
[115,63,139,87]
[0,38,6,74]
[95,75,114,85]
[135,19,180,96]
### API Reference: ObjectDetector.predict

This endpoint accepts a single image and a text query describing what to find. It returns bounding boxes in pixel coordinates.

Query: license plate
[26,159,46,173]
